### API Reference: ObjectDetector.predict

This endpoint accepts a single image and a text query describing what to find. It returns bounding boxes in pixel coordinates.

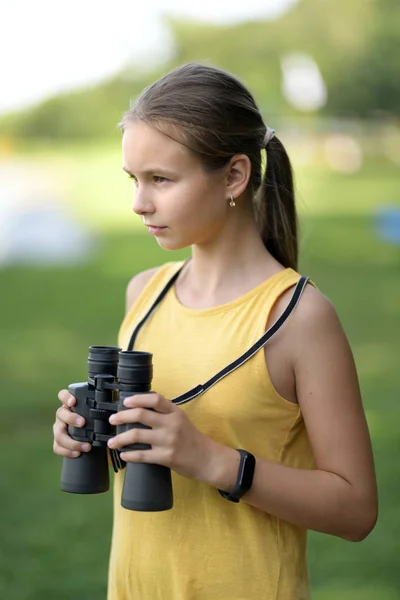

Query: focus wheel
[90,409,108,420]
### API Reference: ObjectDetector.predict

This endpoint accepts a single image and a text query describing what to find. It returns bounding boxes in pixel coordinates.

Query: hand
[53,389,92,458]
[108,393,227,483]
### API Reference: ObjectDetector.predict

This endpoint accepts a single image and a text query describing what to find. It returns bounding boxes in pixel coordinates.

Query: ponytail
[256,136,298,270]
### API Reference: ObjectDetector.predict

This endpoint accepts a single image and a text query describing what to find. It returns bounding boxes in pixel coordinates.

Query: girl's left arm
[214,286,378,542]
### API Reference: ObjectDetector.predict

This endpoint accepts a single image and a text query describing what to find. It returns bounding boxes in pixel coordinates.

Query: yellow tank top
[108,261,314,600]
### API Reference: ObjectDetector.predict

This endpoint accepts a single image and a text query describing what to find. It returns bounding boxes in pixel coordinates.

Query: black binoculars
[60,345,173,512]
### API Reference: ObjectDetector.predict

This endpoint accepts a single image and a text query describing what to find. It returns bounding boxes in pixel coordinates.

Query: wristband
[218,449,256,503]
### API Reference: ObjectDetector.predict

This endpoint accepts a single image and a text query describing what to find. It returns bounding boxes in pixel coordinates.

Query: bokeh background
[1,1,399,598]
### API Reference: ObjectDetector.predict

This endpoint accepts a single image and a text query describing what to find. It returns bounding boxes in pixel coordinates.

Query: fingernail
[67,397,74,407]
[76,417,84,426]
[107,439,115,448]
[109,415,116,424]
[71,451,79,457]
[81,444,90,452]
[123,397,133,407]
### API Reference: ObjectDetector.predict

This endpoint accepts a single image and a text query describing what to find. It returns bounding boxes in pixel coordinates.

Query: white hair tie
[263,127,275,146]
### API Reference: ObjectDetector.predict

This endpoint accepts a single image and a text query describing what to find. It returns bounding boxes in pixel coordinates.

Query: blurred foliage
[0,0,399,140]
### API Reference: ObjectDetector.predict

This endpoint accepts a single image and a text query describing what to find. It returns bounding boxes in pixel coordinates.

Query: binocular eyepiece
[60,346,173,512]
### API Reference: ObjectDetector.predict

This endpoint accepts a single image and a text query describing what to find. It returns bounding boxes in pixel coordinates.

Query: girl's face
[122,121,230,251]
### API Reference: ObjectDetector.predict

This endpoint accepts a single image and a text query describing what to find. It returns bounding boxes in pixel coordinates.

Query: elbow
[343,528,374,543]
[342,506,378,543]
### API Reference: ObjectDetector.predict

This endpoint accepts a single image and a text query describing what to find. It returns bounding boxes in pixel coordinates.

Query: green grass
[0,145,399,599]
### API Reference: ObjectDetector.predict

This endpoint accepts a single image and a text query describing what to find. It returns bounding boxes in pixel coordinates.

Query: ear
[225,154,252,200]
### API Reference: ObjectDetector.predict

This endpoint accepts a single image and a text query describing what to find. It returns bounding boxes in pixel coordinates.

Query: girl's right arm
[52,266,161,458]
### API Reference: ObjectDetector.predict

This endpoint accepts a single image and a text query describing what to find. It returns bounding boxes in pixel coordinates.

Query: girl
[53,62,378,600]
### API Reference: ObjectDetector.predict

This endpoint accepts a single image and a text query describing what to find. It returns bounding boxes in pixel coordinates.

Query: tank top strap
[138,261,186,309]
[118,261,186,349]
[248,268,315,332]
[263,268,308,305]
[127,261,187,350]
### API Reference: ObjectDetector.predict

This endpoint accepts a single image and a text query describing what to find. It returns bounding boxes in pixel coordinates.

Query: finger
[53,440,81,458]
[56,405,86,428]
[122,393,174,414]
[58,389,76,408]
[55,429,91,453]
[53,422,92,454]
[107,426,155,450]
[119,448,164,464]
[109,407,163,427]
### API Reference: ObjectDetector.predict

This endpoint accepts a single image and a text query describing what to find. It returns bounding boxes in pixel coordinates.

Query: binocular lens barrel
[117,351,153,389]
[121,463,173,511]
[87,346,121,377]
[61,447,110,494]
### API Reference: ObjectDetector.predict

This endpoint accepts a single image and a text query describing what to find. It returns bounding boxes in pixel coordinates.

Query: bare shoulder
[289,282,359,403]
[267,281,347,387]
[265,282,341,403]
[125,266,161,314]
[288,283,346,350]
[269,280,339,338]
[292,283,340,330]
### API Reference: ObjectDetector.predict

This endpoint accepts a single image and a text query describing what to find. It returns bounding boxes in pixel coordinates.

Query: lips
[146,225,167,235]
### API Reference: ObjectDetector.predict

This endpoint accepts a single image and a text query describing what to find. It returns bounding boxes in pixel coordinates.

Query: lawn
[0,143,399,599]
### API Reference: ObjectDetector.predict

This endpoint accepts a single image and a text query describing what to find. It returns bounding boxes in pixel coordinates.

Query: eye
[128,174,138,186]
[153,175,169,184]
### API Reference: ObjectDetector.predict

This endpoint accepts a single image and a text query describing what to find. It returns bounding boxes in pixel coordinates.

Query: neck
[179,209,283,302]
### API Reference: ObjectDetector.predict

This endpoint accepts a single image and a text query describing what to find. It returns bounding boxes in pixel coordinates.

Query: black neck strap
[127,265,309,406]
[128,263,186,352]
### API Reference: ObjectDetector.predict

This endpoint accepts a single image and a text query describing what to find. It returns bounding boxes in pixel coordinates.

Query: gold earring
[229,194,236,207]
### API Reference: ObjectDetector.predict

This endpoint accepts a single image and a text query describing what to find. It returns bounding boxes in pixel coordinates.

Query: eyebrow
[122,166,176,177]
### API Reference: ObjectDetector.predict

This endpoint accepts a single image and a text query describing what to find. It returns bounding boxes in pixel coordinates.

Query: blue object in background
[376,205,400,245]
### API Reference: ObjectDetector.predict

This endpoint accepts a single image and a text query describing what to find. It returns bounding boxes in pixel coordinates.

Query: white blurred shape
[0,2,171,113]
[6,205,95,266]
[0,165,95,266]
[164,0,299,23]
[324,134,363,173]
[281,53,327,112]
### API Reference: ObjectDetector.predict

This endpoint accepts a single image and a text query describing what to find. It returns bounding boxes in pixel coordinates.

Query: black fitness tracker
[218,449,256,503]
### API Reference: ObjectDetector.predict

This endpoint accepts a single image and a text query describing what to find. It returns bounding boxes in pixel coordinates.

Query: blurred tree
[287,0,400,117]
[0,0,398,140]
[4,76,149,140]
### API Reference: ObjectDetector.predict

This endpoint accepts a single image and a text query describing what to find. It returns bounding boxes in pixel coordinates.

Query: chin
[156,238,190,252]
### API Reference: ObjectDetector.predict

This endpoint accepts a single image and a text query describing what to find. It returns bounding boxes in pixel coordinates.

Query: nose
[132,186,155,216]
